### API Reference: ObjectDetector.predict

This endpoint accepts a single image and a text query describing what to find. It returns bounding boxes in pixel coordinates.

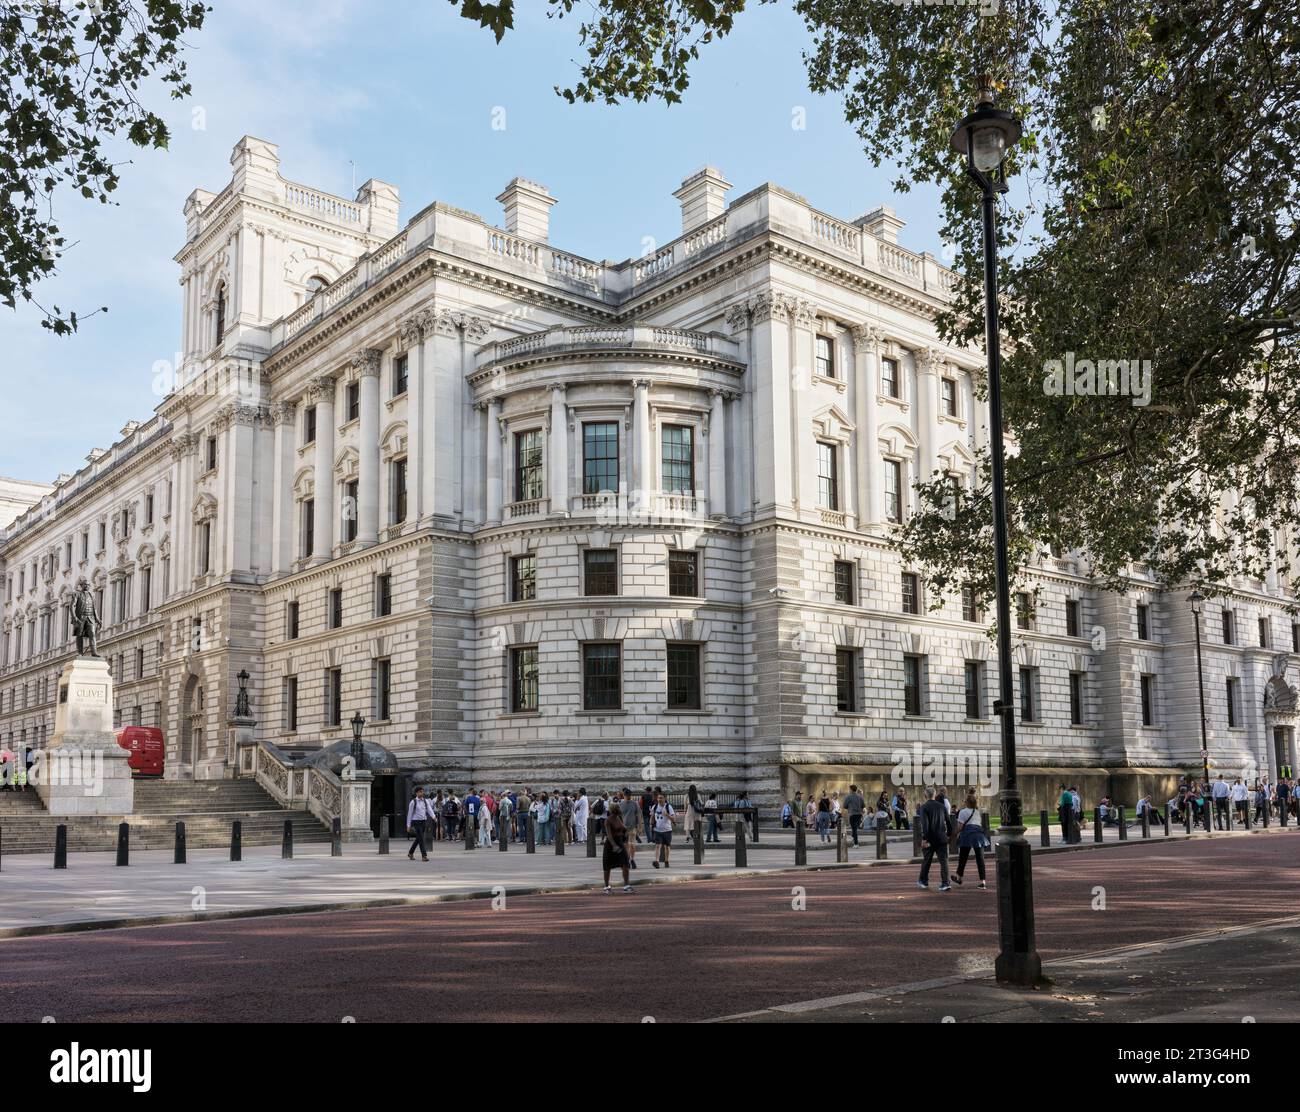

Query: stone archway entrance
[178,673,202,777]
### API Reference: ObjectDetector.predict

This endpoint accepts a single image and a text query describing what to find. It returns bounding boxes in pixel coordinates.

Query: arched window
[214,282,226,344]
[306,275,329,295]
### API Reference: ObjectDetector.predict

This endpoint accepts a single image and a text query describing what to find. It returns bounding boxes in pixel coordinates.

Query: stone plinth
[339,770,374,843]
[36,657,134,816]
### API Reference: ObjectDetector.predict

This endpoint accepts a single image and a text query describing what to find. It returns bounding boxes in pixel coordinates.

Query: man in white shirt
[573,787,590,844]
[651,792,676,869]
[1230,778,1249,824]
[406,787,434,861]
[1212,774,1231,829]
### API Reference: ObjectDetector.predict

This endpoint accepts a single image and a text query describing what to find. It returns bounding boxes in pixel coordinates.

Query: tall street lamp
[1189,590,1211,789]
[350,711,367,771]
[950,74,1042,987]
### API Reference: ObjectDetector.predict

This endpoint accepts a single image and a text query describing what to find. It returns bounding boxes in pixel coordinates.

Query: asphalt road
[2,834,1296,1023]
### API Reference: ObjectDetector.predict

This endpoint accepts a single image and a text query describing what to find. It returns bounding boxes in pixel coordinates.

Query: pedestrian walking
[685,784,702,843]
[478,801,494,847]
[601,807,634,894]
[1212,774,1230,830]
[916,787,952,891]
[406,787,433,861]
[617,790,640,869]
[843,784,865,845]
[815,792,832,843]
[1057,783,1075,844]
[951,791,989,889]
[892,787,910,830]
[704,791,720,842]
[650,791,676,868]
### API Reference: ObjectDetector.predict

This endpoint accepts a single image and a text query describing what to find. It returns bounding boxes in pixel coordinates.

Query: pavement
[0,830,1296,1022]
[0,819,1273,936]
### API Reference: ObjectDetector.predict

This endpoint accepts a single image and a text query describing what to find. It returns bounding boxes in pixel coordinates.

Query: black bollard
[794,817,807,865]
[836,818,848,863]
[1263,800,1270,828]
[1162,808,1171,837]
[282,819,294,859]
[751,809,760,844]
[693,820,703,865]
[875,819,888,860]
[116,822,130,866]
[526,816,535,853]
[587,821,597,859]
[465,815,476,850]
[331,817,343,857]
[555,821,565,855]
[1183,804,1193,834]
[1140,808,1150,839]
[1093,807,1102,843]
[54,824,67,869]
[982,811,992,841]
[1280,801,1288,828]
[912,809,923,858]
[734,820,747,867]
[231,820,242,861]
[174,821,187,864]
[499,815,509,852]
[1040,809,1050,847]
[1117,807,1127,841]
[378,817,390,855]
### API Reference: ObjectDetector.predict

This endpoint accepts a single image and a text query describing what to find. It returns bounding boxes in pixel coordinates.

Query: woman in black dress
[601,808,634,894]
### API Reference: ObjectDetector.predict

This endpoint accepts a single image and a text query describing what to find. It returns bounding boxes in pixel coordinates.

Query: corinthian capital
[308,374,337,402]
[350,347,384,377]
[917,346,946,375]
[850,323,885,352]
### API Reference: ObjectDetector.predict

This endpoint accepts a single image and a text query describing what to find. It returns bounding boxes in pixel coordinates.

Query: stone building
[1,136,1295,809]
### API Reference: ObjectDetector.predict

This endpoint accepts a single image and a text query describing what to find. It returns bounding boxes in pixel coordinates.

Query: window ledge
[902,713,933,721]
[663,708,710,715]
[576,709,627,717]
[501,711,543,719]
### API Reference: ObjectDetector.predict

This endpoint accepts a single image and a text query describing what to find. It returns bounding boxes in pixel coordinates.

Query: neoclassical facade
[1,137,1296,806]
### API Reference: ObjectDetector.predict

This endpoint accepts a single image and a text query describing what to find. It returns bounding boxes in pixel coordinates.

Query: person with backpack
[600,806,634,894]
[704,791,720,843]
[591,792,607,838]
[650,791,676,868]
[406,786,434,862]
[951,790,990,889]
[915,786,952,891]
[442,791,460,841]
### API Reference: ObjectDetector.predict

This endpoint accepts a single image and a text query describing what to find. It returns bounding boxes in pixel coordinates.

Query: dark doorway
[370,774,398,837]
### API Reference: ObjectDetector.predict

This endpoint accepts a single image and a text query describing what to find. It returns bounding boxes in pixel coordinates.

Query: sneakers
[630,859,637,869]
[938,885,952,892]
[651,860,660,868]
[951,875,963,886]
[623,885,634,893]
[663,860,671,868]
[603,886,612,894]
[916,881,929,889]
[977,881,987,889]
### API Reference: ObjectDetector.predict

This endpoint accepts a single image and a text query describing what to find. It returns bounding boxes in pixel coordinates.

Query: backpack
[592,798,605,816]
[443,798,458,818]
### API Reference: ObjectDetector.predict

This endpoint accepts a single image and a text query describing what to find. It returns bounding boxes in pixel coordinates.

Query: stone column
[790,299,817,511]
[485,396,503,525]
[852,324,884,525]
[310,374,336,562]
[550,383,569,517]
[726,302,753,518]
[749,292,794,512]
[354,347,383,547]
[708,388,728,520]
[270,401,297,574]
[226,404,256,577]
[633,379,652,498]
[916,347,941,484]
[169,434,193,594]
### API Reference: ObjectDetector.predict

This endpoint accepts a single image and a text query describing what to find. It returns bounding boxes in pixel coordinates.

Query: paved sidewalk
[0,823,1289,937]
[719,914,1300,1023]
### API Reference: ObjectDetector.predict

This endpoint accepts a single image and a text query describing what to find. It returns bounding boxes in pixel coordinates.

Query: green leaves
[0,0,208,333]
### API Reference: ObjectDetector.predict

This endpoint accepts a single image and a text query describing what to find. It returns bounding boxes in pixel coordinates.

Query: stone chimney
[673,167,732,234]
[496,178,557,242]
[856,204,906,244]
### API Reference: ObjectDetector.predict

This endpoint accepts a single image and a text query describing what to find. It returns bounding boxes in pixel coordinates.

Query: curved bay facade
[3,139,1297,808]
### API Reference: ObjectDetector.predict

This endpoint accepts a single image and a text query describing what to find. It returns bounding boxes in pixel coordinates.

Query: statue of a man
[69,577,101,657]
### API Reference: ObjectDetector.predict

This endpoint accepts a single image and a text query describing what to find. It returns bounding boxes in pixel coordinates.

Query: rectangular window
[1069,671,1085,725]
[940,377,957,416]
[582,643,621,711]
[205,436,217,471]
[1015,592,1034,630]
[816,441,839,510]
[514,430,544,502]
[198,522,212,575]
[328,588,343,630]
[582,422,619,495]
[345,381,360,423]
[510,646,539,713]
[666,642,702,710]
[1136,603,1150,640]
[1293,623,1299,653]
[390,458,408,524]
[375,574,392,617]
[342,479,359,543]
[834,560,856,605]
[964,661,984,719]
[668,550,698,598]
[815,335,835,379]
[962,586,981,624]
[97,522,106,551]
[901,572,920,615]
[1018,666,1038,722]
[1222,609,1235,645]
[135,647,144,679]
[301,500,314,559]
[880,356,900,398]
[287,600,300,640]
[145,493,154,525]
[140,566,152,614]
[81,531,88,560]
[837,648,860,713]
[304,406,317,445]
[284,676,298,732]
[1140,673,1156,726]
[661,425,695,494]
[327,667,342,728]
[583,549,618,596]
[1259,616,1270,648]
[510,554,537,602]
[393,355,408,397]
[374,658,392,720]
[1065,599,1081,638]
[885,460,902,523]
[1226,677,1241,728]
[903,653,924,716]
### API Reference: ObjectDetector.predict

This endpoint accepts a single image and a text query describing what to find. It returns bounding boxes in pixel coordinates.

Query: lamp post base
[994,833,1046,987]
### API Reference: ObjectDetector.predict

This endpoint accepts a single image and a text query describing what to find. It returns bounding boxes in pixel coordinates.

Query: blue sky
[0,0,947,481]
